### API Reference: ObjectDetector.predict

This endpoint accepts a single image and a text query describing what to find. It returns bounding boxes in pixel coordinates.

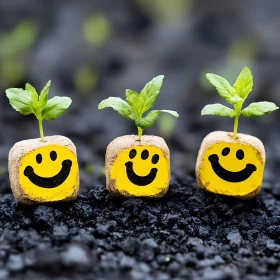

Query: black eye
[236,149,244,160]
[222,147,230,156]
[36,154,42,164]
[152,154,159,164]
[129,149,137,159]
[50,151,57,161]
[141,150,149,160]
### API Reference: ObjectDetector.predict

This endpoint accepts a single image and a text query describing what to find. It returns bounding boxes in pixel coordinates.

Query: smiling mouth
[208,154,257,183]
[24,160,72,188]
[125,161,158,186]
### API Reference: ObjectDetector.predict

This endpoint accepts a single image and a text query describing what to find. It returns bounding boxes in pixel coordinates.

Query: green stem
[38,118,45,142]
[233,115,239,140]
[233,102,243,140]
[137,127,143,141]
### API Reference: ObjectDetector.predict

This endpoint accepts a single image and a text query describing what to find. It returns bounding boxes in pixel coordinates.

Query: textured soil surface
[1,1,280,279]
[0,173,280,280]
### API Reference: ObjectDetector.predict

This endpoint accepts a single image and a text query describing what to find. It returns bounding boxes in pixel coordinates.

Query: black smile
[125,161,158,186]
[24,160,72,188]
[208,154,257,183]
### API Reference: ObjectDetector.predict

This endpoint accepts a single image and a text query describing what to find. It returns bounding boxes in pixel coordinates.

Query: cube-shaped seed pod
[105,135,170,198]
[196,131,265,199]
[9,135,79,204]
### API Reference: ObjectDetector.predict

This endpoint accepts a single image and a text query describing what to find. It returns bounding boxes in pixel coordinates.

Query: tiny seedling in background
[98,75,179,140]
[6,81,72,142]
[201,66,278,139]
[0,20,39,87]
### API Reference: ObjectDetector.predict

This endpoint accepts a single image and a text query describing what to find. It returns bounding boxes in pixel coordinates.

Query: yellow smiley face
[18,145,79,202]
[109,145,170,197]
[196,134,265,198]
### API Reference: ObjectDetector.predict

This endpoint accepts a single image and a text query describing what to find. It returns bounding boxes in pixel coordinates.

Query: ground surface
[0,173,280,280]
[1,1,280,279]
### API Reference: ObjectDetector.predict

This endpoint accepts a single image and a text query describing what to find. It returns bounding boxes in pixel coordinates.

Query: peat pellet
[195,131,265,199]
[105,135,170,198]
[8,135,79,204]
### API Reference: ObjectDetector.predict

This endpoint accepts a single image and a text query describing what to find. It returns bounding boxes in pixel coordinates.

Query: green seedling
[98,75,179,140]
[6,81,72,142]
[202,66,279,139]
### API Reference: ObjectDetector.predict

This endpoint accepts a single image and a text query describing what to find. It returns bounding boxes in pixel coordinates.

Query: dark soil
[1,0,280,279]
[0,173,280,280]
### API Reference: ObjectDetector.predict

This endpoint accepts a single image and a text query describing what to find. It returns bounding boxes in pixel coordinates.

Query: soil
[0,172,279,280]
[1,1,280,279]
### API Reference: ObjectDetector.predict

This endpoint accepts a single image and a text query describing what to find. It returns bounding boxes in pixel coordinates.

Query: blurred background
[0,0,280,194]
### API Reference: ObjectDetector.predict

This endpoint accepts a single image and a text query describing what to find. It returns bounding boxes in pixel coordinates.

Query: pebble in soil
[0,175,279,279]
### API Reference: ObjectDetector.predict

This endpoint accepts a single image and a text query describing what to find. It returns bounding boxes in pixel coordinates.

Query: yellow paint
[19,145,79,202]
[110,145,169,197]
[198,141,264,196]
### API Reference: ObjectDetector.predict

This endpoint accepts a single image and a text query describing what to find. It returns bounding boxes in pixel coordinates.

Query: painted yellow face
[110,145,170,197]
[19,145,79,202]
[198,142,264,196]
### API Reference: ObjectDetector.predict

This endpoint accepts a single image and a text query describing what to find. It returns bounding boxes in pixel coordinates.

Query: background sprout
[98,75,179,140]
[202,67,279,139]
[74,64,98,95]
[6,81,72,142]
[0,20,38,87]
[158,114,177,139]
[135,0,191,24]
[83,13,111,48]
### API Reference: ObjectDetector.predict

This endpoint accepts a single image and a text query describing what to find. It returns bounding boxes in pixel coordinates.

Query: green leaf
[241,102,279,117]
[39,80,51,108]
[25,83,39,112]
[233,66,253,100]
[137,75,164,115]
[98,97,136,121]
[160,110,179,118]
[136,109,179,129]
[206,73,242,105]
[125,89,139,117]
[42,96,72,120]
[201,104,235,118]
[6,88,34,115]
[25,83,38,99]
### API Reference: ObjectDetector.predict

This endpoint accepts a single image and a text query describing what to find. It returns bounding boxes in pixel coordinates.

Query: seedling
[201,66,278,139]
[98,75,179,140]
[99,75,179,198]
[6,81,72,142]
[6,81,79,204]
[196,67,279,199]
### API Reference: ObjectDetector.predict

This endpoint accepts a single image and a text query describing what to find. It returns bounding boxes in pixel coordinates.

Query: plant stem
[38,118,45,142]
[233,115,239,140]
[137,127,143,141]
[233,102,243,140]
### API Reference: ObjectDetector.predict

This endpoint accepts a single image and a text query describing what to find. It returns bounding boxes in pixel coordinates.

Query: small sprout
[98,75,179,140]
[135,0,191,24]
[158,113,177,139]
[74,64,98,95]
[84,163,94,174]
[0,168,6,176]
[202,67,279,140]
[100,166,106,177]
[0,20,38,59]
[6,81,72,142]
[83,13,111,47]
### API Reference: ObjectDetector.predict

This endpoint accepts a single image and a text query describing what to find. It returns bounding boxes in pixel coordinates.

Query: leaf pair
[202,67,278,118]
[98,75,179,137]
[6,81,72,121]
